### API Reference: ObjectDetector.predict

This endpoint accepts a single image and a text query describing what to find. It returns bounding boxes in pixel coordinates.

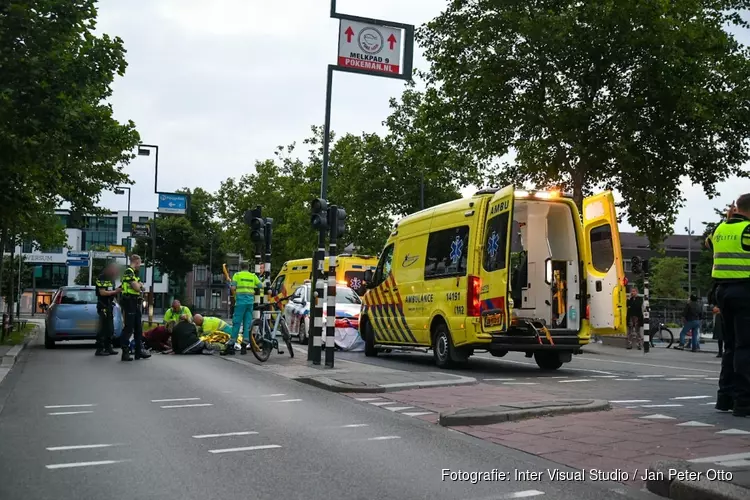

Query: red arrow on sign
[345,26,354,43]
[387,34,397,49]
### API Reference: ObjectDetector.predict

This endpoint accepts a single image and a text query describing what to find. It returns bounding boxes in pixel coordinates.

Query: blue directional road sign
[67,252,89,259]
[158,192,188,214]
[67,260,89,267]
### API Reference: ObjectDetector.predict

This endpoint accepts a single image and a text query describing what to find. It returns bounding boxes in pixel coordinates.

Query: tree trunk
[8,242,14,325]
[572,169,585,215]
[0,226,6,313]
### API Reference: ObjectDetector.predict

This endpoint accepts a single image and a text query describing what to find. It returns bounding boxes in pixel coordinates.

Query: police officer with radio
[120,254,151,361]
[94,262,120,356]
[708,194,750,417]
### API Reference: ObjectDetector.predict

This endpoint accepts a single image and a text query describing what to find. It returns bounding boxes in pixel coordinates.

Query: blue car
[45,286,123,349]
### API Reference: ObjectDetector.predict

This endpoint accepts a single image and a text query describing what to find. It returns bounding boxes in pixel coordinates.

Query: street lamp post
[138,144,159,324]
[114,186,131,257]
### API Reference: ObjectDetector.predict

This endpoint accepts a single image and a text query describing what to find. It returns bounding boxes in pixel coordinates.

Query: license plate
[483,313,503,327]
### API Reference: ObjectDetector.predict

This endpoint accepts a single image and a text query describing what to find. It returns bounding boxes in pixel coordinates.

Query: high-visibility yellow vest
[231,271,261,296]
[711,220,750,279]
[121,266,141,296]
[202,317,229,333]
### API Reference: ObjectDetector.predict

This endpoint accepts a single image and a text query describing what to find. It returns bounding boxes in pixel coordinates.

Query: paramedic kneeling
[709,194,750,417]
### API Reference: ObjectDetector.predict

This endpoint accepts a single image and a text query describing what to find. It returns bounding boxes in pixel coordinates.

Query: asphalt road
[335,343,750,431]
[0,339,662,500]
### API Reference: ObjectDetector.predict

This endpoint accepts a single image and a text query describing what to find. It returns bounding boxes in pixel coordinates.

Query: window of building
[36,264,68,289]
[624,260,632,273]
[195,266,207,282]
[210,290,221,310]
[121,238,132,252]
[139,216,150,223]
[195,288,206,309]
[81,216,118,250]
[123,216,132,233]
[424,226,470,280]
[589,225,614,273]
[139,266,147,281]
[154,267,163,283]
[483,213,509,272]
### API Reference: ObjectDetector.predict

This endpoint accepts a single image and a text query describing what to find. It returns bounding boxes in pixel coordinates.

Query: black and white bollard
[309,240,326,364]
[325,227,337,368]
[643,272,650,354]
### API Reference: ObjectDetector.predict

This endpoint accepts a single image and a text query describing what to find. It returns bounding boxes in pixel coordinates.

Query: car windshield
[61,289,97,305]
[336,287,361,305]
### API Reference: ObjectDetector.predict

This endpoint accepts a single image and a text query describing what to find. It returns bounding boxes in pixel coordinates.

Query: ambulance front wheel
[534,351,563,370]
[364,320,378,357]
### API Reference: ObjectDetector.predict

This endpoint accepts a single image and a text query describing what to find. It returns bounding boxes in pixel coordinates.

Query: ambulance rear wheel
[534,352,563,370]
[433,323,467,368]
[364,321,378,357]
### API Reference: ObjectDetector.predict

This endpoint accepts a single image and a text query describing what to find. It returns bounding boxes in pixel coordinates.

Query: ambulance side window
[590,224,614,273]
[424,225,469,279]
[271,275,285,295]
[374,244,395,286]
[483,212,510,272]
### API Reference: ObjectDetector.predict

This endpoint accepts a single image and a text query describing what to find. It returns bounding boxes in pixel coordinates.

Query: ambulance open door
[582,191,626,334]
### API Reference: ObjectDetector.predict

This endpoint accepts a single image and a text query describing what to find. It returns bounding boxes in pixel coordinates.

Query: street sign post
[131,222,151,238]
[66,260,89,267]
[157,192,188,214]
[338,20,402,76]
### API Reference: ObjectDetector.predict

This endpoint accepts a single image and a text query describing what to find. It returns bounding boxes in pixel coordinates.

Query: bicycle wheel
[651,327,674,349]
[250,319,272,362]
[279,319,294,358]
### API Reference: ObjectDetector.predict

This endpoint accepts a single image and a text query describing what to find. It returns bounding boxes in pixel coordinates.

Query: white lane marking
[682,375,707,378]
[716,429,750,435]
[558,379,593,383]
[677,421,714,427]
[690,452,750,463]
[46,460,129,470]
[705,377,719,381]
[48,411,93,416]
[192,432,258,439]
[591,375,618,378]
[208,445,282,454]
[671,395,712,400]
[386,406,414,412]
[573,357,715,373]
[502,382,539,385]
[261,394,286,398]
[483,378,517,381]
[614,378,640,381]
[640,414,676,420]
[403,412,433,417]
[370,402,396,406]
[151,398,201,403]
[502,491,546,499]
[610,400,651,403]
[160,403,213,409]
[44,404,96,409]
[367,436,401,441]
[341,424,369,428]
[641,404,683,408]
[47,443,120,451]
[355,398,381,401]
[637,375,665,378]
[273,399,302,403]
[666,378,689,381]
[549,376,569,379]
[717,459,750,467]
[704,401,718,405]
[495,358,614,374]
[625,406,638,409]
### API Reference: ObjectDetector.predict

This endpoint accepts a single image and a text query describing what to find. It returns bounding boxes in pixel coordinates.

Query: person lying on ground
[143,321,175,352]
[171,320,223,355]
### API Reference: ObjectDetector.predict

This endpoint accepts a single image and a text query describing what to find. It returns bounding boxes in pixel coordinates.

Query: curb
[438,399,610,427]
[296,374,478,393]
[0,326,38,383]
[646,460,748,500]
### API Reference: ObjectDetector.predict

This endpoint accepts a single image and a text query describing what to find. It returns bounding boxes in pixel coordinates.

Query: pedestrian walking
[626,286,644,350]
[227,262,262,355]
[94,262,121,356]
[677,295,702,352]
[708,195,750,417]
[712,306,724,358]
[119,254,151,362]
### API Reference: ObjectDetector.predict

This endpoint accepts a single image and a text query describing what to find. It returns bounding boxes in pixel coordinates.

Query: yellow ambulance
[361,186,627,370]
[271,254,378,298]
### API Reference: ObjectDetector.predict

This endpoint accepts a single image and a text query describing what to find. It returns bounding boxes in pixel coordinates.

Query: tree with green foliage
[651,257,689,299]
[416,0,750,245]
[177,187,227,274]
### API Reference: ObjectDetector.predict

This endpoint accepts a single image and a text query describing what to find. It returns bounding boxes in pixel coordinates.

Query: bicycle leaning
[649,323,674,349]
[247,296,295,362]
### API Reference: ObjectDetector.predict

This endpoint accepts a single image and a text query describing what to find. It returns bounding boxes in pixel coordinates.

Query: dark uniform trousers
[96,306,115,350]
[717,282,750,410]
[121,296,143,354]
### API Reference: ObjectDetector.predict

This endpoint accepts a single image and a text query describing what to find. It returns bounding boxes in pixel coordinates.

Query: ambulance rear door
[582,191,626,334]
[478,186,515,334]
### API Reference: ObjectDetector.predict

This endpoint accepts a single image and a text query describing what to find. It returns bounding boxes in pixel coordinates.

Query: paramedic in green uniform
[228,262,262,355]
[120,254,151,362]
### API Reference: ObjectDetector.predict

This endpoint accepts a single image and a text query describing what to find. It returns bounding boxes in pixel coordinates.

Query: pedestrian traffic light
[328,205,346,239]
[244,206,265,243]
[631,256,642,274]
[311,198,328,231]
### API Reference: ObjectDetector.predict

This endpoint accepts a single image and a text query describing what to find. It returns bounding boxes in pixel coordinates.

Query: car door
[478,185,515,334]
[364,244,400,343]
[582,191,626,334]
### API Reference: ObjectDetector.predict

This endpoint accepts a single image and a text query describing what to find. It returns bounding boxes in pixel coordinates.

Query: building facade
[2,209,170,314]
[185,253,242,318]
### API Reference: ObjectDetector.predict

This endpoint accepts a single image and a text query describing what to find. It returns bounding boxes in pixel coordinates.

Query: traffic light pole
[309,233,326,364]
[263,218,273,313]
[325,206,339,368]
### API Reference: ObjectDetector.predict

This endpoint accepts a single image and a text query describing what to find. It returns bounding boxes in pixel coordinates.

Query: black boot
[716,351,723,358]
[240,342,248,355]
[733,407,749,417]
[135,349,151,359]
[716,393,733,412]
[121,348,133,361]
[221,341,236,355]
[105,346,119,355]
[95,348,107,357]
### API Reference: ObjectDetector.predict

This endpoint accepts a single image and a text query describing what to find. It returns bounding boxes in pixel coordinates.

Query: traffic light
[631,256,642,274]
[244,206,265,243]
[311,198,328,231]
[328,205,347,239]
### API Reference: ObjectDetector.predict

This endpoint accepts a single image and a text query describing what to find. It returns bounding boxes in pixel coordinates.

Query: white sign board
[338,20,402,75]
[92,251,128,259]
[23,253,66,264]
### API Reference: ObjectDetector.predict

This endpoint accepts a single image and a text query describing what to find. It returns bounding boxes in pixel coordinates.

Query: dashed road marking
[682,375,707,378]
[704,401,718,405]
[641,404,683,408]
[192,432,258,439]
[501,491,546,499]
[261,394,286,398]
[355,398,381,402]
[46,460,130,470]
[677,421,714,427]
[671,395,711,400]
[704,377,719,381]
[48,411,94,416]
[716,429,750,435]
[614,378,640,381]
[666,378,689,381]
[640,414,676,420]
[273,399,302,403]
[591,375,618,378]
[151,398,201,403]
[637,375,665,378]
[45,404,96,409]
[160,403,213,409]
[341,424,369,428]
[403,412,433,417]
[367,436,401,441]
[502,382,539,385]
[370,401,396,406]
[386,406,414,412]
[483,378,517,382]
[690,452,750,464]
[208,445,282,454]
[558,379,593,383]
[610,400,651,403]
[47,443,121,451]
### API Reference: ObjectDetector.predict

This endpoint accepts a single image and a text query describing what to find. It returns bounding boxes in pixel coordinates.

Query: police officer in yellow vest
[94,262,121,356]
[120,254,151,362]
[225,261,262,355]
[708,194,750,417]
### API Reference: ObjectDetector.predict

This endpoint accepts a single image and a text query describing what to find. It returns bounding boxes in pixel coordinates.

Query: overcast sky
[95,0,749,235]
